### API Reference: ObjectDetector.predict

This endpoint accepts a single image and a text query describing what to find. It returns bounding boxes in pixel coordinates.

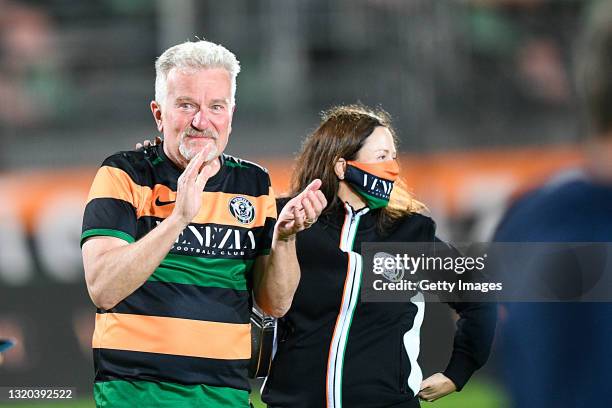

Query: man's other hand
[135,136,163,150]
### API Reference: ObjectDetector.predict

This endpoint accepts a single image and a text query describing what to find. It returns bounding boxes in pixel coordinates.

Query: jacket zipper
[326,203,369,408]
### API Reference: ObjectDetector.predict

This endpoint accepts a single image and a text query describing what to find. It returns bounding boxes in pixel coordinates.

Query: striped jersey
[81,144,276,407]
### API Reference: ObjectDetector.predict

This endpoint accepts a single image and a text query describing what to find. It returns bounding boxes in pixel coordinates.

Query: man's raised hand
[275,179,327,241]
[172,145,220,226]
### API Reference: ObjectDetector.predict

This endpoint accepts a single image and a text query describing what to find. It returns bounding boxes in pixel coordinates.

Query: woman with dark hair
[261,105,496,408]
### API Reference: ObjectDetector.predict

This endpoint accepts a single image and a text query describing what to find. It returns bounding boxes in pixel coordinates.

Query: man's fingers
[197,144,213,167]
[184,147,210,179]
[195,161,216,190]
[178,153,203,191]
[195,171,209,190]
[183,151,204,180]
[136,138,162,151]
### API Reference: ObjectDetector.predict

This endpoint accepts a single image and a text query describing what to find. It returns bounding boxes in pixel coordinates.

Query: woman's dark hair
[290,104,424,232]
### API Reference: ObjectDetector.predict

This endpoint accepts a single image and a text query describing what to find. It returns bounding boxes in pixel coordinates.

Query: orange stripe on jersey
[264,186,278,219]
[140,185,273,227]
[86,166,142,208]
[92,313,250,360]
[87,167,275,227]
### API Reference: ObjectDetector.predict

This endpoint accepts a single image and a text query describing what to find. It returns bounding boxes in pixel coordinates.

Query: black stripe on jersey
[258,217,276,255]
[82,198,137,239]
[224,154,269,173]
[99,147,273,197]
[102,151,147,186]
[209,161,272,197]
[94,349,250,391]
[99,281,250,324]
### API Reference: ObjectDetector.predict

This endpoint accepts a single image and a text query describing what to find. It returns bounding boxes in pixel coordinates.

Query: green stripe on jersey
[81,228,135,246]
[224,160,248,169]
[149,253,253,290]
[94,380,249,408]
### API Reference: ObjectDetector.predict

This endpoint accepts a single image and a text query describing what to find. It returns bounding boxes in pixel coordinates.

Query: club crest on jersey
[229,196,255,224]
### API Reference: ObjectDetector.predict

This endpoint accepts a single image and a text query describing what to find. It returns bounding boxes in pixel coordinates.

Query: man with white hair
[81,40,326,407]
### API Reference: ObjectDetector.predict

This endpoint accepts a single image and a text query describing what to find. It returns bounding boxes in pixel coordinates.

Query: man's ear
[334,158,347,180]
[150,101,163,132]
[227,104,236,135]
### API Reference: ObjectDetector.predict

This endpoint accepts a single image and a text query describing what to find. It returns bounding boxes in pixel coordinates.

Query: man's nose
[192,109,210,130]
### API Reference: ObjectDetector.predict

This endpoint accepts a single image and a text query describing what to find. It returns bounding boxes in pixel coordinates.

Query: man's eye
[179,103,194,109]
[211,105,225,111]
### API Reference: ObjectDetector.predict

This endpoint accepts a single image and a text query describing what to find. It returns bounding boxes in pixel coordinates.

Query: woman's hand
[275,179,327,241]
[417,373,457,402]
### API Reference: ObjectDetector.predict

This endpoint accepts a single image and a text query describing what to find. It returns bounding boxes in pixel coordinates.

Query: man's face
[152,67,234,167]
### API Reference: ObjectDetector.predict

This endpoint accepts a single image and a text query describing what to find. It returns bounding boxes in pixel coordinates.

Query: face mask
[344,160,399,209]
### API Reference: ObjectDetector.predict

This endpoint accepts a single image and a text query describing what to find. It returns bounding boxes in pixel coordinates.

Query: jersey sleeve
[81,158,142,246]
[257,181,277,257]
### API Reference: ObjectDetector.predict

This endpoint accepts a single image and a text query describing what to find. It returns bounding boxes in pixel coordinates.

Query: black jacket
[262,200,497,408]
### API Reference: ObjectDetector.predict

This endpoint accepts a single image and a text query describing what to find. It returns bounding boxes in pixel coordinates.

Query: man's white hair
[154,40,241,107]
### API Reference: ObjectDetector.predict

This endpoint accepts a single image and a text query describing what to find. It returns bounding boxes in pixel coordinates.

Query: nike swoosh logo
[155,197,176,206]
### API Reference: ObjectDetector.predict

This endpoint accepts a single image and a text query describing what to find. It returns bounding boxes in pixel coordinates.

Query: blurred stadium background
[0,0,601,406]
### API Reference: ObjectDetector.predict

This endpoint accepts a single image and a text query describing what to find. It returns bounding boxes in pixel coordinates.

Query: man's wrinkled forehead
[165,68,232,98]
